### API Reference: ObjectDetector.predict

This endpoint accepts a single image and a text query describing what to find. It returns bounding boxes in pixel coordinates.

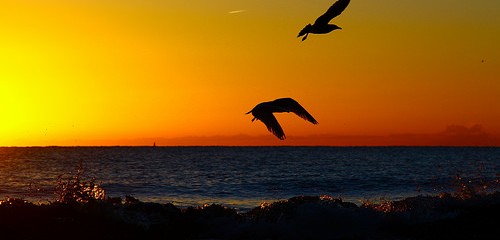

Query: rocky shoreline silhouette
[1,192,499,240]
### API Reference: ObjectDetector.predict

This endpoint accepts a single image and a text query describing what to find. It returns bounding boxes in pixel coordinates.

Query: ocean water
[0,147,498,210]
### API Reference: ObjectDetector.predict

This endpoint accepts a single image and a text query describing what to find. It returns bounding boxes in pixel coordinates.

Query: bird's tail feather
[297,24,311,38]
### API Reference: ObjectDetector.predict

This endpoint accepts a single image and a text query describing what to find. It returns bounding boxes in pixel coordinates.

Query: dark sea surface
[0,147,498,211]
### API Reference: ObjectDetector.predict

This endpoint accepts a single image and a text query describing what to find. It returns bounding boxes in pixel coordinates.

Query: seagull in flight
[298,0,351,41]
[246,98,318,140]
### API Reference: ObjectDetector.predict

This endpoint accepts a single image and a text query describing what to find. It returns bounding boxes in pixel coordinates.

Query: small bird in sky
[246,98,318,140]
[298,0,351,41]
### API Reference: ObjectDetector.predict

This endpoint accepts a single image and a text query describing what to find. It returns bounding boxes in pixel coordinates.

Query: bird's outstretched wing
[314,0,350,25]
[257,111,286,140]
[272,98,319,124]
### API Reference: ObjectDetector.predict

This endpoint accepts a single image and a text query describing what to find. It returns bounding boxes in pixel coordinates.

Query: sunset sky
[1,0,499,146]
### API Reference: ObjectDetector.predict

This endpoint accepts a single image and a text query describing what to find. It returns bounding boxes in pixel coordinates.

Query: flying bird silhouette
[246,98,318,140]
[298,0,350,41]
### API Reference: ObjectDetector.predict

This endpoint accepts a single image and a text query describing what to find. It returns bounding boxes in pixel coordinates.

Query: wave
[1,192,499,239]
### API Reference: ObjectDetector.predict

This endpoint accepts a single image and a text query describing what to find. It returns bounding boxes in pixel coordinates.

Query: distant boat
[246,98,318,140]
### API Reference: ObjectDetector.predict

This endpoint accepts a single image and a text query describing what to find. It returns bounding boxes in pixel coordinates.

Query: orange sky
[1,0,499,146]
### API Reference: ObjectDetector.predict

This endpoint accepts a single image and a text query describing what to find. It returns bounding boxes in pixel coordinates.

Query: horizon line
[2,145,500,148]
[3,128,500,147]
